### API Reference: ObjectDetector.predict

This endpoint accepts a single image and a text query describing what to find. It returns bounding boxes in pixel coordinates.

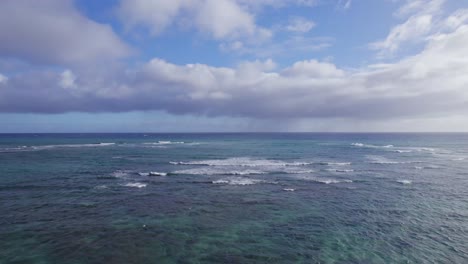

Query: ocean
[1,133,468,263]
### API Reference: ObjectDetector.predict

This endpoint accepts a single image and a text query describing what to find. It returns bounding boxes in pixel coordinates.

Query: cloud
[285,17,316,33]
[220,36,332,58]
[336,0,352,11]
[370,15,433,56]
[1,16,468,121]
[0,73,7,84]
[0,0,131,66]
[117,0,271,41]
[394,0,445,18]
[59,70,77,89]
[370,0,445,58]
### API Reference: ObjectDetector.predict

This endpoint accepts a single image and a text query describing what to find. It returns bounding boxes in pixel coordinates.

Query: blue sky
[1,0,468,132]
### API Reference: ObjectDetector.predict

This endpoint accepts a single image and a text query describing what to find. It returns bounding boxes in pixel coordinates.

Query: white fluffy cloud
[285,17,316,33]
[0,74,7,85]
[370,15,433,55]
[0,0,131,66]
[1,0,467,132]
[117,0,271,41]
[1,16,468,120]
[370,0,446,57]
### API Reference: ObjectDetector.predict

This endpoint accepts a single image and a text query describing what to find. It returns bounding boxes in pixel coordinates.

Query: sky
[0,0,468,132]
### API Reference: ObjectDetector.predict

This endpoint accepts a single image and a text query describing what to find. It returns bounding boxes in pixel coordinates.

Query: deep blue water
[1,133,468,263]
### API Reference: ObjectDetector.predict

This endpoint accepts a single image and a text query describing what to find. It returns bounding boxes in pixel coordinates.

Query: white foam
[320,162,352,166]
[280,168,315,174]
[325,169,354,173]
[315,179,353,184]
[212,179,230,184]
[144,141,185,145]
[149,171,167,176]
[414,165,441,170]
[283,188,295,192]
[111,170,131,178]
[123,182,147,188]
[397,180,412,185]
[174,167,267,176]
[170,157,312,167]
[367,155,401,164]
[212,178,268,186]
[351,143,393,149]
[394,150,412,153]
[31,143,115,150]
[138,172,150,176]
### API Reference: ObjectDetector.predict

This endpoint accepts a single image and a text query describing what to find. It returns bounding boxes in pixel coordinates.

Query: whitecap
[144,141,185,145]
[138,172,150,176]
[31,143,115,150]
[169,157,312,167]
[173,167,267,176]
[397,180,412,185]
[111,170,131,178]
[367,155,401,164]
[351,143,393,149]
[325,169,354,173]
[283,188,295,192]
[149,171,167,176]
[123,182,147,188]
[314,179,353,184]
[394,150,412,153]
[318,162,352,166]
[212,178,270,186]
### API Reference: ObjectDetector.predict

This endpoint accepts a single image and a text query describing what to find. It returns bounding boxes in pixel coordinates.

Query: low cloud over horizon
[1,0,468,131]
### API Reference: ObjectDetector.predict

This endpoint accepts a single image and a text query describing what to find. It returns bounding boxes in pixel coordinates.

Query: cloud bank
[0,0,467,127]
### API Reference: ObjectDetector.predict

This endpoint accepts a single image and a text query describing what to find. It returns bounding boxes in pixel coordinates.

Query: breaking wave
[169,157,312,167]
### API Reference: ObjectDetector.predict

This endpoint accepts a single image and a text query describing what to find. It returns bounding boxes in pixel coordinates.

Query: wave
[122,182,147,188]
[352,143,439,154]
[283,188,295,192]
[317,162,352,166]
[32,143,115,150]
[212,177,277,186]
[212,178,263,185]
[325,169,354,173]
[111,170,131,178]
[314,178,353,184]
[149,171,167,176]
[172,166,314,176]
[367,155,402,164]
[351,143,394,149]
[397,180,412,185]
[169,157,312,167]
[414,165,441,170]
[0,143,116,152]
[393,150,412,153]
[144,141,186,145]
[173,168,267,176]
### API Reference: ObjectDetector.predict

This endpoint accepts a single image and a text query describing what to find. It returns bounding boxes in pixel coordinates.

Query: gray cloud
[0,0,131,66]
[1,20,468,120]
[0,2,467,123]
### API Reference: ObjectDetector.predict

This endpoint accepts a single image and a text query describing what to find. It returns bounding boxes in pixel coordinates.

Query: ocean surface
[1,133,468,263]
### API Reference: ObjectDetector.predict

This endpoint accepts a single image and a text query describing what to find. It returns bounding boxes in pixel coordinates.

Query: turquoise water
[1,133,468,263]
